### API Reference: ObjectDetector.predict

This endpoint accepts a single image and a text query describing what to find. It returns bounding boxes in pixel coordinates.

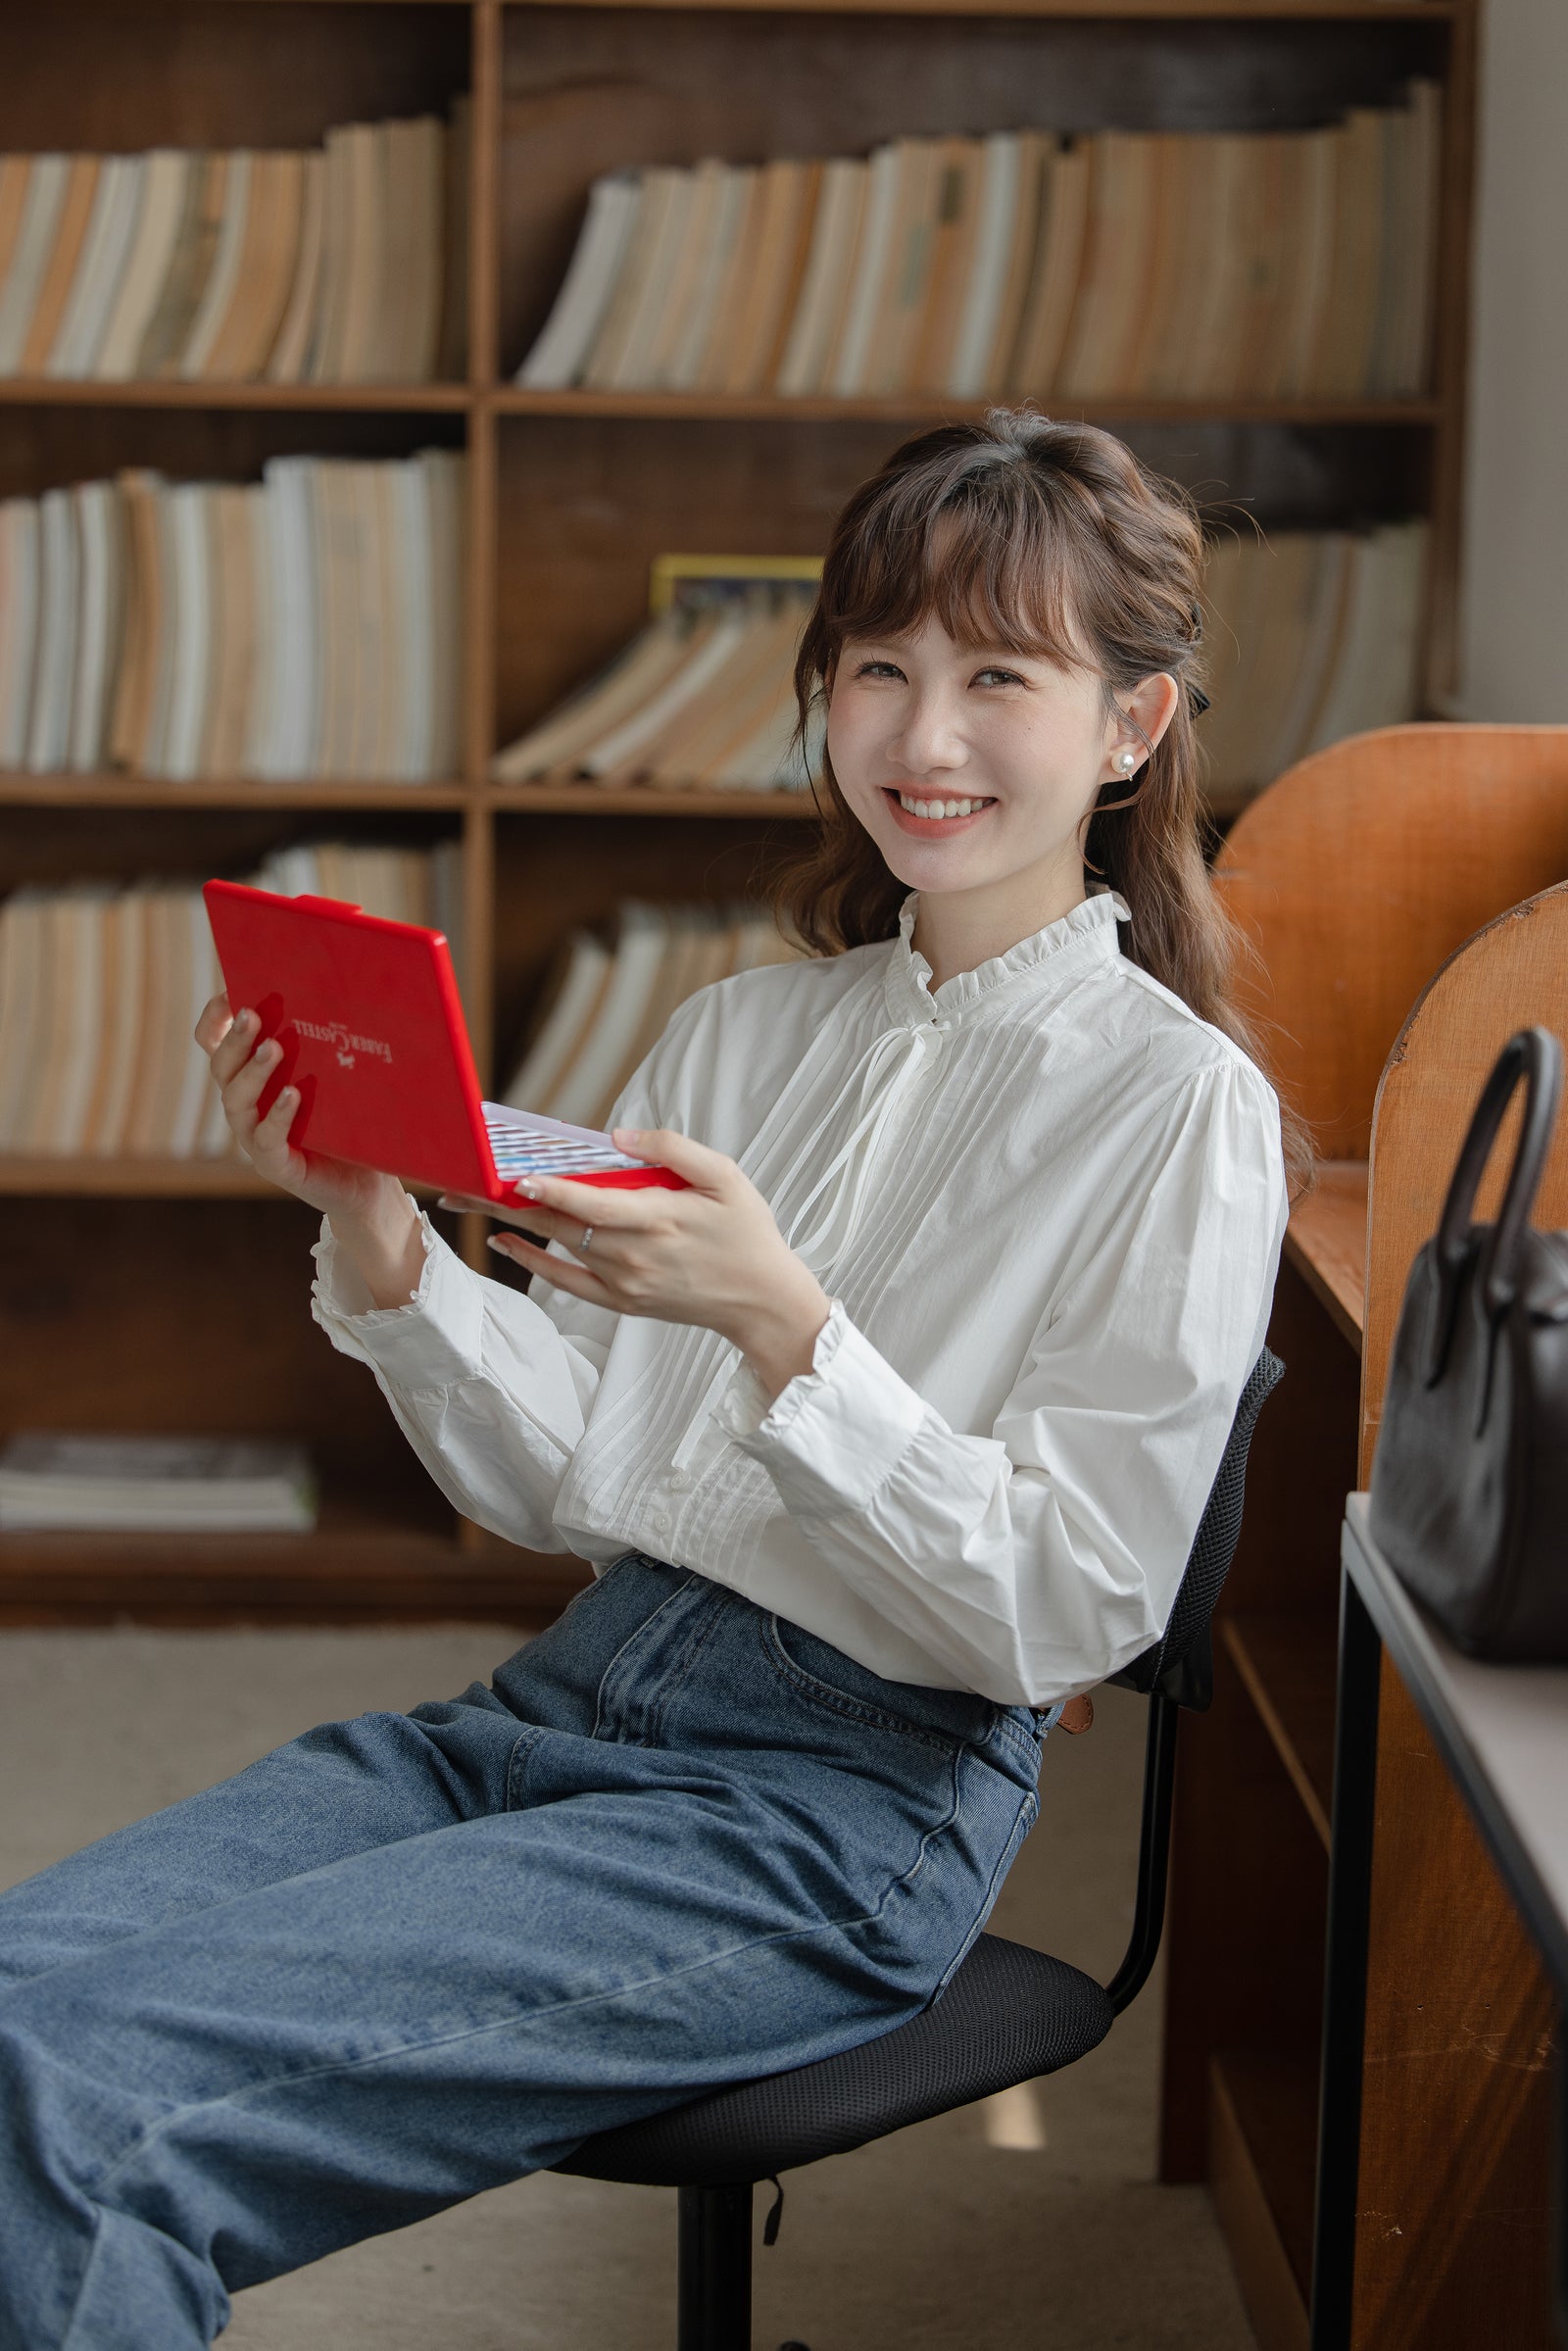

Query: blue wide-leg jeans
[0,1554,1050,2349]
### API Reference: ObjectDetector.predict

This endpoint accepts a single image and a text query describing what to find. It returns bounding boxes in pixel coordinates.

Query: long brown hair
[771,409,1313,1197]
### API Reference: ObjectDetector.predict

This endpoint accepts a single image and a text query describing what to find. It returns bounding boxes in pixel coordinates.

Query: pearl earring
[1114,750,1139,775]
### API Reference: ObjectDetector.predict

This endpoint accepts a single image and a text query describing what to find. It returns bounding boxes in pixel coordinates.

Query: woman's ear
[1111,671,1181,763]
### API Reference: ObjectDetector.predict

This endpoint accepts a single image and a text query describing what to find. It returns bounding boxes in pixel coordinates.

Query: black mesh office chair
[554,1345,1286,2351]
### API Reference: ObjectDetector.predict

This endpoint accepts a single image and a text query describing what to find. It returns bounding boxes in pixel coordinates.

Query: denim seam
[931,1772,1039,1998]
[588,1568,701,1739]
[504,1724,546,1810]
[70,1760,969,2222]
[636,1590,730,1750]
[993,1711,1043,1773]
[761,1616,967,1755]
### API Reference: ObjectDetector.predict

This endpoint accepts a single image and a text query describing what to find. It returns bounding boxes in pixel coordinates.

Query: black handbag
[1368,1025,1568,1658]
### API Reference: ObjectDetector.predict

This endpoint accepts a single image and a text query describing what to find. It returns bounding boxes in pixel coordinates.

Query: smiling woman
[776,412,1309,1190]
[1,407,1298,2351]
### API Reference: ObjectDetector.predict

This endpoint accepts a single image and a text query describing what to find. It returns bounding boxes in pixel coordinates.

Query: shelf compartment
[1209,2049,1317,2351]
[1222,1612,1339,1852]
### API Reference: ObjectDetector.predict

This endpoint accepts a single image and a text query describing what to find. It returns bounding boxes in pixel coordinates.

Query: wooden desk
[1161,882,1568,2351]
[1317,1497,1566,2348]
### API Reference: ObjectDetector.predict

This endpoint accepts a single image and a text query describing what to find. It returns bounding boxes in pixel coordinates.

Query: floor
[0,1622,1256,2351]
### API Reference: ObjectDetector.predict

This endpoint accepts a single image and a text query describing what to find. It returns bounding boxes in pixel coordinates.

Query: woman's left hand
[440,1127,833,1402]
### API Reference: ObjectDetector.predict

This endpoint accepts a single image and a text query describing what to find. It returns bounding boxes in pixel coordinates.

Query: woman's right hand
[195,994,426,1304]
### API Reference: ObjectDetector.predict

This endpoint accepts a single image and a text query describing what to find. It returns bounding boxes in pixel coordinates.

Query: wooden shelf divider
[1209,2051,1319,2351]
[1220,1614,1340,1852]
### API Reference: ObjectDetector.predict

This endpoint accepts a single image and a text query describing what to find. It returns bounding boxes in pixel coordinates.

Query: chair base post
[677,2181,753,2351]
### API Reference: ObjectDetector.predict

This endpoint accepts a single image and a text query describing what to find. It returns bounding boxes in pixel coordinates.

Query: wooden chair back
[1213,724,1568,1158]
[1359,882,1568,1480]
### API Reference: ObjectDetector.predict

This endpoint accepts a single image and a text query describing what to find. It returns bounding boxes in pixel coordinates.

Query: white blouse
[313,887,1290,1707]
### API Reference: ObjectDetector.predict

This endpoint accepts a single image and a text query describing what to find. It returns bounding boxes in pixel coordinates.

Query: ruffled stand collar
[886,885,1132,1029]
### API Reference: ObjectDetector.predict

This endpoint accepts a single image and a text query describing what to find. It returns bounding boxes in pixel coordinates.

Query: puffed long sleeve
[721,1059,1287,1704]
[310,1211,615,1551]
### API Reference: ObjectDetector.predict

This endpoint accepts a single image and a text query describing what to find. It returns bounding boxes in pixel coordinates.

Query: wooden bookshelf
[0,0,1475,1633]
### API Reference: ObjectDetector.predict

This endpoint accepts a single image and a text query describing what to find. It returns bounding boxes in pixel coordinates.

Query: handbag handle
[1427,1027,1564,1381]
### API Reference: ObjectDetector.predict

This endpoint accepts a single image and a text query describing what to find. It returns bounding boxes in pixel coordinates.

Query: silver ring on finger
[578,1224,595,1255]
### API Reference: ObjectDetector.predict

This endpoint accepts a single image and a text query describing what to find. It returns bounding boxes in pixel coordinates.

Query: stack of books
[501,899,803,1133]
[1200,520,1428,810]
[0,117,458,384]
[492,576,819,793]
[517,83,1439,402]
[0,1433,318,1533]
[0,838,463,1159]
[0,450,465,781]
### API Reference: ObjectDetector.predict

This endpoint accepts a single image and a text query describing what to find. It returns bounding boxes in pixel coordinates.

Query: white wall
[1457,0,1568,719]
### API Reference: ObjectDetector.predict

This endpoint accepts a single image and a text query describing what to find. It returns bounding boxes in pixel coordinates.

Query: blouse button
[666,1470,695,1493]
[650,1508,672,1537]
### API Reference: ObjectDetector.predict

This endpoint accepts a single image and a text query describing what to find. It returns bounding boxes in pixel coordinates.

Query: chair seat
[554,1933,1113,2189]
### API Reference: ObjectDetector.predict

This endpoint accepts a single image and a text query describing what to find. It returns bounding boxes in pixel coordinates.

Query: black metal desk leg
[678,2182,753,2351]
[1310,1567,1383,2351]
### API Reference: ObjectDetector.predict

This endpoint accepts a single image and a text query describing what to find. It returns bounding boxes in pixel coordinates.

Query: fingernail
[279,1086,298,1103]
[236,1007,256,1029]
[486,1234,514,1256]
[516,1180,541,1199]
[613,1128,642,1145]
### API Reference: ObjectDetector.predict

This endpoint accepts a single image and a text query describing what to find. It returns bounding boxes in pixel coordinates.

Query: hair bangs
[818,462,1090,676]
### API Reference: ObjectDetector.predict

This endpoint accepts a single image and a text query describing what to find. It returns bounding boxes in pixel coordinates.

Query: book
[516,171,642,390]
[336,122,386,382]
[48,155,147,378]
[67,479,125,772]
[824,141,902,396]
[0,501,40,766]
[176,149,255,377]
[25,486,79,773]
[642,157,728,390]
[0,157,70,371]
[774,157,867,396]
[910,138,983,396]
[265,148,327,382]
[18,155,101,374]
[0,158,31,306]
[723,158,821,395]
[95,151,191,380]
[139,152,228,377]
[106,468,163,769]
[1007,140,1088,394]
[585,169,687,391]
[0,1433,318,1534]
[199,150,306,381]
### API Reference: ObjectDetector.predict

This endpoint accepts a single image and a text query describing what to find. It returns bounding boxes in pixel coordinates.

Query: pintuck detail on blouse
[312,887,1288,1707]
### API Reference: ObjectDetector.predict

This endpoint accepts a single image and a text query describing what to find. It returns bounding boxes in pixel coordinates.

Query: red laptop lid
[204,881,493,1198]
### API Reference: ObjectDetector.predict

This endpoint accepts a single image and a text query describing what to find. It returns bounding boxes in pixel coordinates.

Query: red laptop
[203,881,686,1200]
